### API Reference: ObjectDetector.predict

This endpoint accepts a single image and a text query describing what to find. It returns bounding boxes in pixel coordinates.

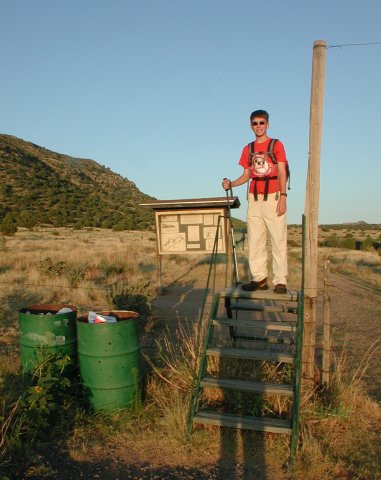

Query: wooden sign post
[303,40,327,379]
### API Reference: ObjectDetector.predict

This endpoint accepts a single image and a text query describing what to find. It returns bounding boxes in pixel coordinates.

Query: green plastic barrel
[18,304,77,375]
[76,310,141,411]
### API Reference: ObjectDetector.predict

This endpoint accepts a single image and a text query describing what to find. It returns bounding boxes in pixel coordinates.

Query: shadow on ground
[16,440,281,480]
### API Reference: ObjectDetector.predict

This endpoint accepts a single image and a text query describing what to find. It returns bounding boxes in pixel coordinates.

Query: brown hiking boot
[242,278,269,291]
[274,284,287,294]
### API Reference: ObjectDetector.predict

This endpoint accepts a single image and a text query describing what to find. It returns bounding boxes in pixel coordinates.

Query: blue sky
[1,0,380,224]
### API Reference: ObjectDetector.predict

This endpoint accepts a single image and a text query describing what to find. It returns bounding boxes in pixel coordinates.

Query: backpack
[248,138,290,201]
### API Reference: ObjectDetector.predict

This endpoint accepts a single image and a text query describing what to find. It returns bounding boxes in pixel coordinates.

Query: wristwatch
[280,193,287,197]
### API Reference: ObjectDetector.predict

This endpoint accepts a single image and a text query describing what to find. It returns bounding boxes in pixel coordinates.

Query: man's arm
[222,168,250,190]
[276,162,287,216]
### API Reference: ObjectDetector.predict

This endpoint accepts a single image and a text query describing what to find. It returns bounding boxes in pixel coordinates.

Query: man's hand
[277,195,287,216]
[222,178,231,191]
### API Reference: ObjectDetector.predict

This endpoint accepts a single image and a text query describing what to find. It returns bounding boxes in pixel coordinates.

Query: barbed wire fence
[1,259,380,387]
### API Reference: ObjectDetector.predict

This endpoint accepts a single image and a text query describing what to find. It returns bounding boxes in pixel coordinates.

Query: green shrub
[63,262,87,287]
[106,280,156,316]
[37,257,87,286]
[112,223,126,232]
[21,352,73,435]
[362,236,375,251]
[101,262,125,276]
[341,236,356,250]
[324,235,339,248]
[17,210,37,230]
[0,352,77,475]
[37,257,66,277]
[0,213,17,236]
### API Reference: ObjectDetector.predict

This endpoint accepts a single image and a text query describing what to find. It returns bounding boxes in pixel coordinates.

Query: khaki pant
[246,192,288,286]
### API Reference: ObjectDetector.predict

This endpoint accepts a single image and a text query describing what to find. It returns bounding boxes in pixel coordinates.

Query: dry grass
[320,248,381,288]
[0,228,159,345]
[0,226,381,479]
[294,340,381,479]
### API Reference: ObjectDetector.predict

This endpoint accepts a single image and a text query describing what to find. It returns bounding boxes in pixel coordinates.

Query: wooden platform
[220,287,299,302]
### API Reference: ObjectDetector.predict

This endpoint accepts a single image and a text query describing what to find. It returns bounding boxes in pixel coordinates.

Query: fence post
[303,39,327,379]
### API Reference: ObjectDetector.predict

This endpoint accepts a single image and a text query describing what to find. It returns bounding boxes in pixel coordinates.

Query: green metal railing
[187,190,239,436]
[187,293,220,437]
[289,214,306,474]
[197,189,238,327]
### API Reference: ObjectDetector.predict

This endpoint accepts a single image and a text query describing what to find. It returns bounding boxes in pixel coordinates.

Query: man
[222,110,288,294]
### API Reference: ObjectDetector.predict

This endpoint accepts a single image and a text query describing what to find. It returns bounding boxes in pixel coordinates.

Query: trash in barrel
[18,304,77,375]
[76,310,141,411]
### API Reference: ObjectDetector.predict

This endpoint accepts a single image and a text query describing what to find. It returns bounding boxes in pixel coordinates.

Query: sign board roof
[140,196,240,211]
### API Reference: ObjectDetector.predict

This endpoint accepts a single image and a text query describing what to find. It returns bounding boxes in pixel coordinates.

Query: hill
[0,134,154,231]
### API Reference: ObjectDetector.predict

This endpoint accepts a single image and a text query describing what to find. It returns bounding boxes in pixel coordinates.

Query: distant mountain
[0,134,154,231]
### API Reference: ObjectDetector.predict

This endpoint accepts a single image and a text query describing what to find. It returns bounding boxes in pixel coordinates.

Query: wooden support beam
[303,40,327,379]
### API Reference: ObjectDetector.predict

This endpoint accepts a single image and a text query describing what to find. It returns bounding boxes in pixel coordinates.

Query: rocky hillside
[0,134,154,231]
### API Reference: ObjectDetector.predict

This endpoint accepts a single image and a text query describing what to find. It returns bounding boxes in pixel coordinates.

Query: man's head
[250,110,269,123]
[250,110,269,139]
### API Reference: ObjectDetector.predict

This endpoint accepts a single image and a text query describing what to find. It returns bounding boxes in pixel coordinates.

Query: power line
[327,41,381,49]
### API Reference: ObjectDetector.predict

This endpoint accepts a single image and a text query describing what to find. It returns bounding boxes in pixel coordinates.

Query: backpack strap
[253,177,272,200]
[268,138,291,191]
[248,139,278,201]
[267,138,278,164]
[248,141,255,167]
[287,166,291,191]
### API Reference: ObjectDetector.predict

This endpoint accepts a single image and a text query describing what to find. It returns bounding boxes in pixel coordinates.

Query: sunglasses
[252,121,266,126]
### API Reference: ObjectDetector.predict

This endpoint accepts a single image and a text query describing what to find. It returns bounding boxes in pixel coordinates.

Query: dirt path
[324,272,381,400]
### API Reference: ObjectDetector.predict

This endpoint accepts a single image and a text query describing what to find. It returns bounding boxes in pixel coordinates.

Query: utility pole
[303,40,326,380]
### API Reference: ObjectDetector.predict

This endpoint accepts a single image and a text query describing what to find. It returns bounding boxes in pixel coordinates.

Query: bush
[341,236,356,250]
[324,234,339,248]
[112,223,126,232]
[37,257,66,277]
[37,257,87,286]
[0,352,78,476]
[362,236,375,251]
[106,280,156,316]
[0,213,17,236]
[17,210,37,230]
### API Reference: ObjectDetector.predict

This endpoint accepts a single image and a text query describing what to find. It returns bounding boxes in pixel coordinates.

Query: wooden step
[220,287,299,302]
[229,304,298,314]
[201,376,293,396]
[231,334,294,346]
[207,347,294,364]
[213,318,296,332]
[193,411,292,434]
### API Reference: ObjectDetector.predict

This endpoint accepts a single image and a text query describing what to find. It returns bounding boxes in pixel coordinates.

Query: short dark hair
[250,110,269,122]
